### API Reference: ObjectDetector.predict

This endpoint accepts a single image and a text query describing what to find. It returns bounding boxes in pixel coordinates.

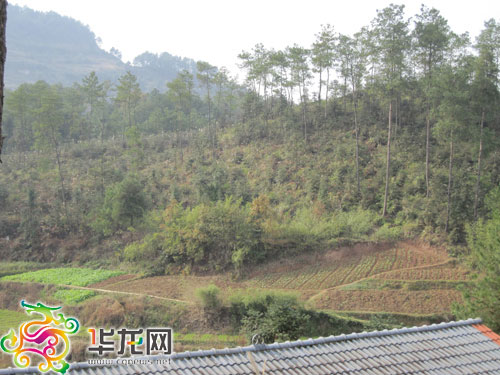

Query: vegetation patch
[0,309,29,335]
[340,279,469,291]
[2,268,125,287]
[53,289,97,304]
[0,262,54,277]
[174,333,246,351]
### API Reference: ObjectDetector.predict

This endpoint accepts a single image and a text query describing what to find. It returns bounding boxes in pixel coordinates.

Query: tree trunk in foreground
[445,136,454,233]
[0,0,7,163]
[425,106,431,198]
[383,102,392,217]
[473,110,485,219]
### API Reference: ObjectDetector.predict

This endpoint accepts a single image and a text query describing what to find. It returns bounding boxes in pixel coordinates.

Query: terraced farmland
[0,241,467,318]
[309,289,463,314]
[245,242,449,291]
[373,263,471,281]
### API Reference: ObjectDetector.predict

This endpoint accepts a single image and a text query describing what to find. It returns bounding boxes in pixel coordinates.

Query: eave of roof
[0,318,496,375]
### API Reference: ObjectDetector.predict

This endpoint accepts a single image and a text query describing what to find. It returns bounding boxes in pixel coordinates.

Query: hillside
[0,3,499,355]
[5,4,197,90]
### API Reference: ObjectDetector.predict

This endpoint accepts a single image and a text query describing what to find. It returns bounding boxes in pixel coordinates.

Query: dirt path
[63,259,454,308]
[60,284,193,304]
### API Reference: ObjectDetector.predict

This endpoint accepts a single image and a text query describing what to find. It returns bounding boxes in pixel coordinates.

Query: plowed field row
[247,246,447,290]
[310,289,463,314]
[373,263,471,281]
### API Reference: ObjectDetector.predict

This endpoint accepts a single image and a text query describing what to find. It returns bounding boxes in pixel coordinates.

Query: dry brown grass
[310,289,463,314]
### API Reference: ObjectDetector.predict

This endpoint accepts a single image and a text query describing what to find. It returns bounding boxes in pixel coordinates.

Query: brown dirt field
[244,240,450,290]
[310,289,463,314]
[373,263,471,281]
[103,274,242,302]
[244,241,400,279]
[290,241,442,278]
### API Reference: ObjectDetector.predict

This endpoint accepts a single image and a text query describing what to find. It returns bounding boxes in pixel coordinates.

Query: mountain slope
[5,4,196,90]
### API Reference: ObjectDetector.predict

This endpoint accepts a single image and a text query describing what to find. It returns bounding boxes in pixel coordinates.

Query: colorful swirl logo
[0,300,80,374]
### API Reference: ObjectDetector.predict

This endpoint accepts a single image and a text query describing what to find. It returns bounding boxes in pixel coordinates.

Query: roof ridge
[0,318,482,374]
[167,318,482,359]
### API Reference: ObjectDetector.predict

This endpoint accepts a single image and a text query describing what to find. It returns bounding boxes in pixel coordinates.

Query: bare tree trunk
[343,77,347,112]
[0,0,6,163]
[302,98,307,143]
[54,142,69,222]
[324,68,329,119]
[445,136,454,233]
[206,83,216,159]
[352,82,360,197]
[383,102,392,217]
[354,105,360,197]
[425,105,431,198]
[318,68,322,105]
[299,79,308,143]
[100,118,106,197]
[474,109,485,219]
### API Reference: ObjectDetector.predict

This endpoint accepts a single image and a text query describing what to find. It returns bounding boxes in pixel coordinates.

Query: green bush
[229,290,367,343]
[242,298,309,343]
[453,188,500,331]
[372,223,402,241]
[90,175,148,237]
[127,197,263,274]
[196,284,222,312]
[122,233,164,275]
[261,206,378,255]
[231,291,308,343]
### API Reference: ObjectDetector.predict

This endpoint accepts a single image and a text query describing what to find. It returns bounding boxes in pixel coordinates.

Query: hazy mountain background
[5,4,197,90]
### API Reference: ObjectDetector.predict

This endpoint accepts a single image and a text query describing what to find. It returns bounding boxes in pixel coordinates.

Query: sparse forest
[1,4,500,343]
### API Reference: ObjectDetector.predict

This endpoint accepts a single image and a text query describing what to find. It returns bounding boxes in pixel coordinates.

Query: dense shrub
[124,197,262,274]
[454,188,500,331]
[124,195,381,275]
[242,297,309,343]
[261,206,378,255]
[372,223,402,241]
[196,284,222,312]
[91,174,148,236]
[228,290,367,343]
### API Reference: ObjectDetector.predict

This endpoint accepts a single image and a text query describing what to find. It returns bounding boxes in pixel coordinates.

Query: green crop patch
[1,268,125,287]
[0,309,28,335]
[53,288,97,304]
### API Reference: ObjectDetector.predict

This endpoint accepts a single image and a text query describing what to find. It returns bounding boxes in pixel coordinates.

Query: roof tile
[2,319,500,375]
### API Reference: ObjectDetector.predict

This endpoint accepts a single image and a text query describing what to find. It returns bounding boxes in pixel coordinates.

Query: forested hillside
[5,4,197,90]
[0,5,499,275]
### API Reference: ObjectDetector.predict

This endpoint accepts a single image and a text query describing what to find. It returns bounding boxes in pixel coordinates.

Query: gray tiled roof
[2,318,500,374]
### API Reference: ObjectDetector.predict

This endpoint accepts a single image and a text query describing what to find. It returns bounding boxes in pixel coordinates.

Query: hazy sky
[8,0,499,76]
